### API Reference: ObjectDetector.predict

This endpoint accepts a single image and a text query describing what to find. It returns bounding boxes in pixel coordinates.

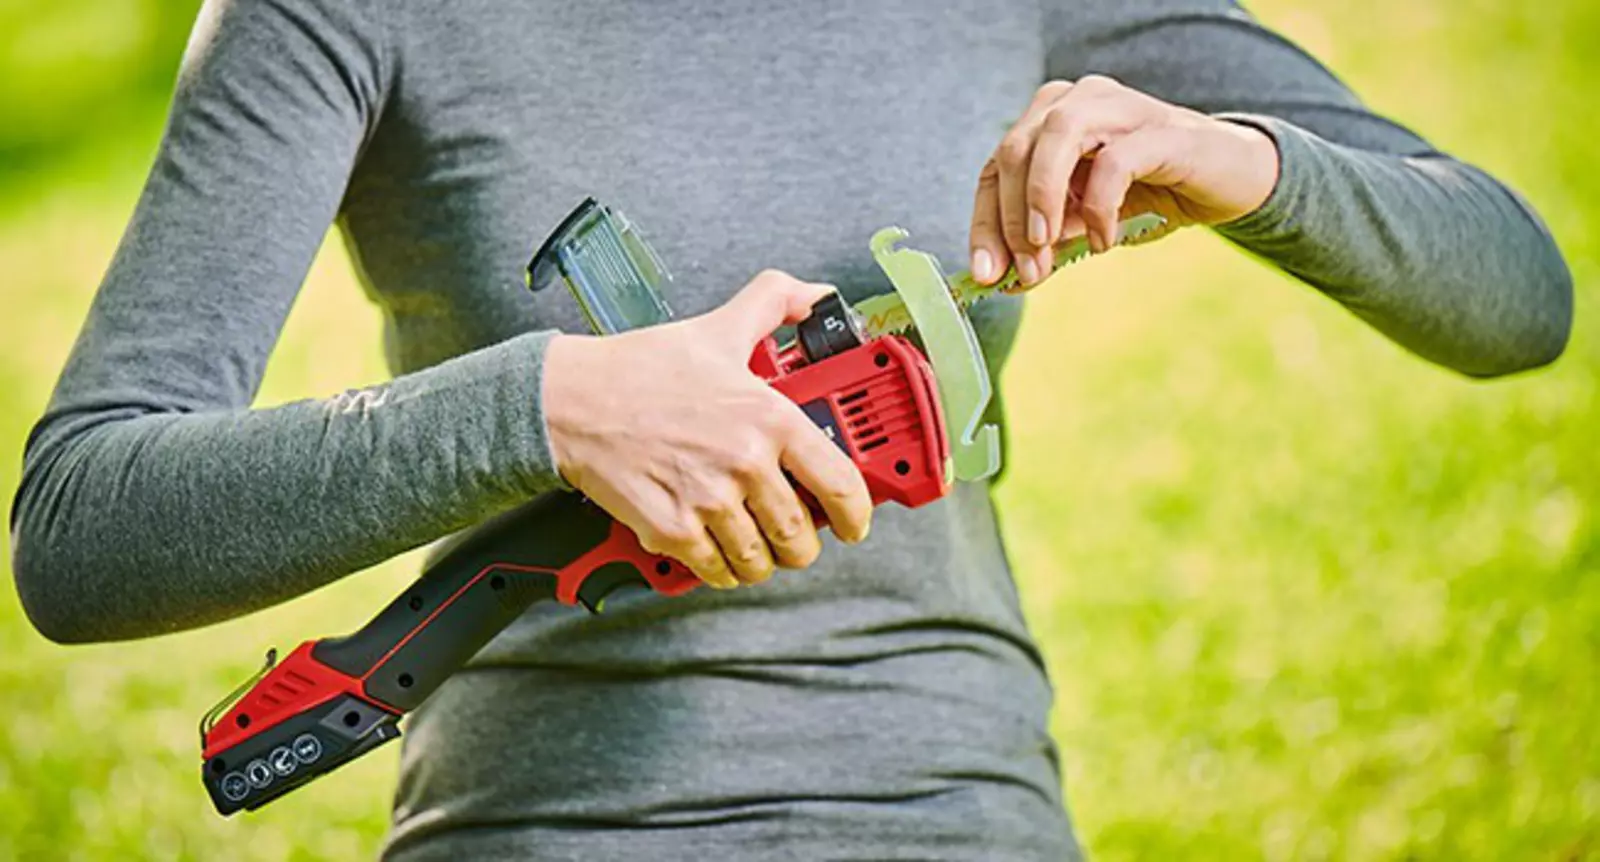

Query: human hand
[541,271,873,591]
[970,75,1280,288]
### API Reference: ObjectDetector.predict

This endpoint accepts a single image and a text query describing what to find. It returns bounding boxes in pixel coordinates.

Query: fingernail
[972,248,994,282]
[1016,255,1039,285]
[1028,209,1048,247]
[1088,232,1106,254]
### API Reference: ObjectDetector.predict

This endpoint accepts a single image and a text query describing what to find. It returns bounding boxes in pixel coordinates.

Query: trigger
[576,562,652,614]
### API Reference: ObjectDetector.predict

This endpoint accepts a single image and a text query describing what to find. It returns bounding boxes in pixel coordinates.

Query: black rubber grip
[312,491,615,709]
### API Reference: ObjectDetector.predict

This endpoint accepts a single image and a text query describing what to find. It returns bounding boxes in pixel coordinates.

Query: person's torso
[336,3,1077,858]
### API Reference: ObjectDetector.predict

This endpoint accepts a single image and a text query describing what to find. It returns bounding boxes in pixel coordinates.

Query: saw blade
[853,212,1167,338]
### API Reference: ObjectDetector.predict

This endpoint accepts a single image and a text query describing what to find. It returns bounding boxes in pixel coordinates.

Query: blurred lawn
[1,1,1596,860]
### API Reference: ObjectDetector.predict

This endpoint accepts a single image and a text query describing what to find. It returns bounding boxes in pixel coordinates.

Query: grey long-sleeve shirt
[10,1,1571,859]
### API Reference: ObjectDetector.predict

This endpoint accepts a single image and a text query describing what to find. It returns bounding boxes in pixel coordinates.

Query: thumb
[715,269,836,346]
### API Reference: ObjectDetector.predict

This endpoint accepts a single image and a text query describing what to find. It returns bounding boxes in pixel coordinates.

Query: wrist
[1217,118,1281,222]
[1214,116,1282,222]
[540,333,597,486]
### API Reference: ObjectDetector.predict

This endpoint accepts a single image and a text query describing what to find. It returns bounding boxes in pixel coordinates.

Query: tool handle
[197,494,694,812]
[309,492,695,712]
[200,331,951,815]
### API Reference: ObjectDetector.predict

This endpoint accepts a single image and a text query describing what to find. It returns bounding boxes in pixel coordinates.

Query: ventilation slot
[260,670,316,708]
[837,372,922,457]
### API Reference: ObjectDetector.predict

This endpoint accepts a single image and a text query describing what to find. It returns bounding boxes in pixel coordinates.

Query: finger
[1059,162,1093,242]
[1058,211,1088,243]
[634,497,740,590]
[715,270,838,347]
[968,158,1008,285]
[1033,246,1054,288]
[979,82,1072,284]
[994,86,1083,283]
[778,415,872,544]
[746,467,822,569]
[1079,126,1186,253]
[1010,104,1105,294]
[1004,80,1154,286]
[1034,81,1167,278]
[675,530,740,590]
[1026,108,1091,257]
[994,122,1041,285]
[703,497,777,585]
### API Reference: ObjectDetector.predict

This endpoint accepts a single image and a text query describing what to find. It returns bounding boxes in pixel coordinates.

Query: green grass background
[1,1,1595,859]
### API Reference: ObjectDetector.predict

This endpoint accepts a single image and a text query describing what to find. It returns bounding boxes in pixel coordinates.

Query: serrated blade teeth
[1118,216,1166,245]
[856,212,1166,337]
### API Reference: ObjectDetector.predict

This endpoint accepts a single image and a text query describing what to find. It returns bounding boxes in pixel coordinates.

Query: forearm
[1216,115,1573,377]
[1042,1,1573,376]
[12,331,564,643]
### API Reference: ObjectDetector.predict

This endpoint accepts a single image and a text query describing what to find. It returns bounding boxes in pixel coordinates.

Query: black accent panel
[313,491,613,678]
[799,398,849,454]
[362,566,559,711]
[203,693,402,816]
[575,561,651,614]
[797,291,864,362]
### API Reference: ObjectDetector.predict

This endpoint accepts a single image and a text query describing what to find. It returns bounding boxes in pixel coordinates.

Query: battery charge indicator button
[269,746,297,777]
[220,771,250,802]
[292,733,323,764]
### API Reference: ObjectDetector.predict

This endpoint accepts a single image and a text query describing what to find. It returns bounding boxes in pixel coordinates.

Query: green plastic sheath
[869,227,1001,483]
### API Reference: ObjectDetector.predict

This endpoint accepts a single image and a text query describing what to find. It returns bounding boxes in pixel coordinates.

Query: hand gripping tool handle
[199,294,954,815]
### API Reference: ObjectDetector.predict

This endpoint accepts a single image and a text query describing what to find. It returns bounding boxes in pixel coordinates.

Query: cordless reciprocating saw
[196,198,1028,815]
[198,198,1164,815]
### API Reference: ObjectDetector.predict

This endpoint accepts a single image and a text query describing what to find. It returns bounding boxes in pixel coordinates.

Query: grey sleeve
[10,0,565,643]
[1047,0,1573,377]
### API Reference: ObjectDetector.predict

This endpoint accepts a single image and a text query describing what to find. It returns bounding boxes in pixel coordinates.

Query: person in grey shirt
[10,0,1571,859]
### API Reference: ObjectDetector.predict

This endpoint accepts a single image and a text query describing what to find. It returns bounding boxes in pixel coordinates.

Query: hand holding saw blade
[853,212,1166,481]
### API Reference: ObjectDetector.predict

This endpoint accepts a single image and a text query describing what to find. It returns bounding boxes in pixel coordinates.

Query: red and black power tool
[197,199,1000,816]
